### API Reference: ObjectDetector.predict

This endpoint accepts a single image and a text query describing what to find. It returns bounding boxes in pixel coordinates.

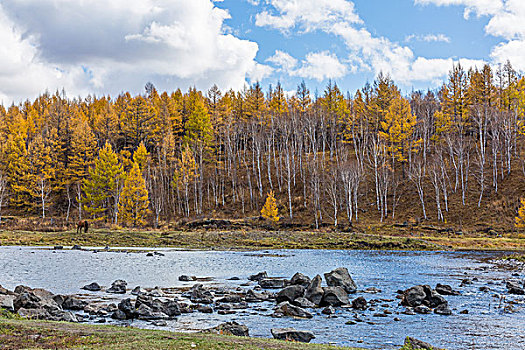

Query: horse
[76,220,89,234]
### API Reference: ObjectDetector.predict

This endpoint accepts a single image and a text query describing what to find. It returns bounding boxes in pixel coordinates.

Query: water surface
[0,247,523,350]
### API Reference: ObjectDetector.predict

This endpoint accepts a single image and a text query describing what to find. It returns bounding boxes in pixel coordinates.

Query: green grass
[0,317,363,350]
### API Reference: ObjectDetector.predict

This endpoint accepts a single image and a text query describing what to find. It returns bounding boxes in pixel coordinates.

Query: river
[0,247,523,349]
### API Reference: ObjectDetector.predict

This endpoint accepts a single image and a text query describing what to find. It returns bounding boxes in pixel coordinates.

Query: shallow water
[0,247,523,349]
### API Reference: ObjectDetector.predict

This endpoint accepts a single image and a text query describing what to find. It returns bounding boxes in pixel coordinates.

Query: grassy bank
[0,228,445,250]
[0,317,361,350]
[1,225,524,251]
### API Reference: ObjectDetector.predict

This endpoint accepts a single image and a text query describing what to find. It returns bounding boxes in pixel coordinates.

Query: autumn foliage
[0,62,524,229]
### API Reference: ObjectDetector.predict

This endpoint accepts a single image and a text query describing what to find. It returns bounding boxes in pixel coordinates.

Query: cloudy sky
[0,0,523,103]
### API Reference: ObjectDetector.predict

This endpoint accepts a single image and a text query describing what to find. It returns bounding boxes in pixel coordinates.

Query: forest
[0,62,524,230]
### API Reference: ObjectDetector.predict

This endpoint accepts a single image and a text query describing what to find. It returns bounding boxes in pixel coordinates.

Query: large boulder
[61,296,87,310]
[106,280,127,294]
[435,284,460,296]
[14,292,60,312]
[275,285,305,303]
[202,322,249,337]
[290,273,311,287]
[324,267,357,293]
[401,285,430,307]
[271,328,315,343]
[321,287,349,307]
[82,282,101,292]
[304,275,324,306]
[118,298,135,319]
[273,301,313,319]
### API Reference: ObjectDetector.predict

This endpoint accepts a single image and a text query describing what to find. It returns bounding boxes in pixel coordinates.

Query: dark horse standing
[76,220,89,234]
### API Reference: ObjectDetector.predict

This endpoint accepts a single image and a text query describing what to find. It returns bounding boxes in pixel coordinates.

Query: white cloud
[255,0,361,32]
[290,51,347,81]
[247,63,274,82]
[266,50,298,71]
[256,0,477,87]
[0,0,261,103]
[405,34,451,43]
[417,0,525,72]
[414,0,504,19]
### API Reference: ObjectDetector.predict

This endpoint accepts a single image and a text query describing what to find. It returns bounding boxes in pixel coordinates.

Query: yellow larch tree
[118,162,150,227]
[516,198,525,229]
[261,190,279,224]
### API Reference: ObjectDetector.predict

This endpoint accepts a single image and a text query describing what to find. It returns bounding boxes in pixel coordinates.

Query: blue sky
[0,0,522,102]
[216,0,505,94]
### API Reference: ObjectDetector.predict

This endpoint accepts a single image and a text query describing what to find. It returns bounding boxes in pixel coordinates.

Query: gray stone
[106,280,127,294]
[248,271,268,282]
[351,296,367,310]
[321,286,349,307]
[0,294,15,312]
[404,337,439,350]
[435,284,460,296]
[203,322,249,337]
[434,303,452,315]
[179,275,197,282]
[293,297,316,308]
[62,296,87,310]
[290,273,311,287]
[324,267,357,293]
[276,285,305,303]
[304,275,324,306]
[271,328,315,343]
[82,282,101,292]
[259,278,287,289]
[273,301,313,319]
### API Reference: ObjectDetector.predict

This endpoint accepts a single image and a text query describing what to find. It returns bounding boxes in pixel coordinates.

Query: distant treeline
[0,61,524,228]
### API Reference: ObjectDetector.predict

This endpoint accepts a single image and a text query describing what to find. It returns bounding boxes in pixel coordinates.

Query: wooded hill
[0,62,524,232]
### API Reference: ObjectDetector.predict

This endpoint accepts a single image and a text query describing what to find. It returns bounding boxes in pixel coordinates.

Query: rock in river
[304,275,324,306]
[275,285,305,303]
[290,273,311,287]
[321,286,349,307]
[82,282,101,292]
[259,278,287,289]
[404,337,441,350]
[324,267,357,293]
[106,280,127,294]
[506,280,524,295]
[273,301,313,319]
[271,328,315,343]
[435,283,460,296]
[203,322,249,337]
[351,296,367,310]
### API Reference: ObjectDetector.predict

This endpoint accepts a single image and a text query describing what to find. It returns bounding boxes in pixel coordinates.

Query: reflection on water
[0,247,523,350]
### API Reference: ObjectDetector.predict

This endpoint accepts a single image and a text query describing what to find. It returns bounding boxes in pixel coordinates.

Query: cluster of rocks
[506,280,524,295]
[399,284,456,315]
[0,285,85,322]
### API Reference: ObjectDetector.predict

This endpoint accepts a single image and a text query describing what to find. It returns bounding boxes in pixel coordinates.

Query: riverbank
[0,316,360,350]
[1,226,524,251]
